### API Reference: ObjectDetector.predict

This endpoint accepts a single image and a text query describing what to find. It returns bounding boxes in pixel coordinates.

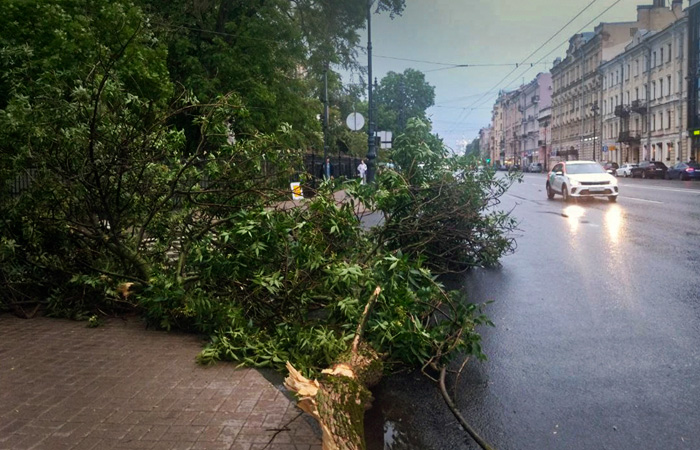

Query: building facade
[519,73,552,168]
[600,9,688,166]
[550,0,679,164]
[479,126,493,160]
[687,0,700,160]
[490,94,506,165]
[538,105,552,170]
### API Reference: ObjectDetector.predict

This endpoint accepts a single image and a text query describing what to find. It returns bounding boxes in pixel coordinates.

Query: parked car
[498,165,508,171]
[666,161,700,180]
[630,161,668,179]
[546,160,619,202]
[601,161,619,175]
[528,162,543,173]
[615,163,638,177]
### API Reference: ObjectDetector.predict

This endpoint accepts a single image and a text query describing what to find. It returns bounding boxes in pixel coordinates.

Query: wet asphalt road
[366,173,700,450]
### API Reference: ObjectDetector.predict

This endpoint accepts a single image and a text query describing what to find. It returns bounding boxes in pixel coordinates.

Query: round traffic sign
[346,112,365,131]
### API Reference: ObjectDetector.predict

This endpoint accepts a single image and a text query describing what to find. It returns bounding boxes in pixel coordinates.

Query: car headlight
[569,178,580,186]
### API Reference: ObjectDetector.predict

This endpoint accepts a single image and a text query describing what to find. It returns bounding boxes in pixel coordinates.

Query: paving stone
[0,316,321,450]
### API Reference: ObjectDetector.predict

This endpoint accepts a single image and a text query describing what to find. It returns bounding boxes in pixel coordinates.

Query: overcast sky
[349,0,668,151]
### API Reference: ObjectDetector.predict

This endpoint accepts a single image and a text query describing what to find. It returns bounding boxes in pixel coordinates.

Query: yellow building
[551,0,679,163]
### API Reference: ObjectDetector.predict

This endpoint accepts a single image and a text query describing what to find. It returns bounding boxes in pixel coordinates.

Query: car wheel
[546,182,555,199]
[562,185,571,203]
[608,195,617,202]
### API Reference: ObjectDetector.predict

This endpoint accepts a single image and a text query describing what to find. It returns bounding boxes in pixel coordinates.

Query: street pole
[365,0,377,183]
[592,102,599,161]
[323,63,329,162]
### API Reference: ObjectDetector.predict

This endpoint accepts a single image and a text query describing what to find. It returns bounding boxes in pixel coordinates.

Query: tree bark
[284,287,383,450]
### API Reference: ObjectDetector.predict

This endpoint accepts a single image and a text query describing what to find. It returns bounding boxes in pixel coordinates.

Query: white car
[615,163,638,178]
[546,160,619,202]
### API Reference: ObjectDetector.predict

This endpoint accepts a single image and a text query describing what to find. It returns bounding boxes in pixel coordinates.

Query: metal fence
[6,169,37,197]
[303,153,363,181]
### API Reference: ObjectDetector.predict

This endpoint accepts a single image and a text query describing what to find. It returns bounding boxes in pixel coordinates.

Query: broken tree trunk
[284,287,383,450]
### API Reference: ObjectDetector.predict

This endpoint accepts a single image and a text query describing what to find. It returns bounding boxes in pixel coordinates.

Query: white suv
[546,161,619,202]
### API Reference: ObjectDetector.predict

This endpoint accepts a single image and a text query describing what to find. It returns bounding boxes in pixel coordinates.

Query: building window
[626,64,630,80]
[635,87,639,100]
[668,75,672,95]
[659,79,664,99]
[652,114,656,131]
[667,110,672,129]
[653,51,657,67]
[636,59,640,76]
[652,81,656,100]
[668,43,672,63]
[660,48,664,65]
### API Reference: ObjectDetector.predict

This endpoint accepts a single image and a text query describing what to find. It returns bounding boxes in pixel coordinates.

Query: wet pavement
[0,316,321,450]
[367,173,700,449]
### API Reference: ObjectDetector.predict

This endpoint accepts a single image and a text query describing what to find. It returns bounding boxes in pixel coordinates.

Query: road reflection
[604,204,624,246]
[562,204,585,234]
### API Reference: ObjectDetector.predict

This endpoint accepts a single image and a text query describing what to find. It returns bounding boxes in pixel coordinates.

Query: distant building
[550,0,679,163]
[519,73,552,168]
[491,93,507,165]
[479,126,493,161]
[538,105,552,170]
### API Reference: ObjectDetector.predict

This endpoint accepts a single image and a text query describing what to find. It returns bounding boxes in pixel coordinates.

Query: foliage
[0,0,301,316]
[375,69,436,135]
[367,119,519,273]
[1,0,516,380]
[465,137,481,157]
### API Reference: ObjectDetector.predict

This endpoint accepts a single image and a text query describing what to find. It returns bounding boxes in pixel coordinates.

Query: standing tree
[375,68,435,135]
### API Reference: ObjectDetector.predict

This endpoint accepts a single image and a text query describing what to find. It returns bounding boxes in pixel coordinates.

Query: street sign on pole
[346,112,365,131]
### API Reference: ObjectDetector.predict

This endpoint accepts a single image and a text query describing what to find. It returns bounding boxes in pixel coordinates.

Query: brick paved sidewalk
[0,316,321,450]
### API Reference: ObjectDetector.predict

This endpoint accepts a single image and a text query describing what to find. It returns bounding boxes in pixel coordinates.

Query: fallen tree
[285,287,383,449]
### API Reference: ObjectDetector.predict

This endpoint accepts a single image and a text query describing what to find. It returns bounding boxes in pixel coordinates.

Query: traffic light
[486,158,491,164]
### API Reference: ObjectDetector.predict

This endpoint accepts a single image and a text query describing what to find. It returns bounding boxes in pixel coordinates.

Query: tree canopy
[375,68,436,135]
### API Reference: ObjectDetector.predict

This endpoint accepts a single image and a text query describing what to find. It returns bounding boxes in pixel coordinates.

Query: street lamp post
[365,0,377,184]
[592,101,599,161]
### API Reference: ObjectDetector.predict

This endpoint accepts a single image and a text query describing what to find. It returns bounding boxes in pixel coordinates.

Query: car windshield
[566,163,606,175]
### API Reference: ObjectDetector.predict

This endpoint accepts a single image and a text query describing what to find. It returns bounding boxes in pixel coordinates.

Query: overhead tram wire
[468,0,625,113]
[445,0,602,135]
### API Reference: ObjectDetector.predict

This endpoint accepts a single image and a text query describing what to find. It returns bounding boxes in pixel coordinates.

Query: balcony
[618,131,641,145]
[614,105,630,118]
[631,100,648,115]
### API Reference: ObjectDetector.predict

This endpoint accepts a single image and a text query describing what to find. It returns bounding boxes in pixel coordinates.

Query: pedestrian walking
[321,157,334,180]
[357,159,367,184]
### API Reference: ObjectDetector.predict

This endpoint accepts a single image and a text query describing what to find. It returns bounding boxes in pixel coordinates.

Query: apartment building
[479,126,493,160]
[687,0,700,160]
[538,105,553,170]
[519,73,552,168]
[600,9,688,166]
[504,89,523,166]
[551,0,679,163]
[490,95,506,165]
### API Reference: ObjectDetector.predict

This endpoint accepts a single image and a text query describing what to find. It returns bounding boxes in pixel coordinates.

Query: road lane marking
[621,184,700,195]
[621,196,663,204]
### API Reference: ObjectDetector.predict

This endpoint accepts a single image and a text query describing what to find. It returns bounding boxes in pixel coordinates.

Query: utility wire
[469,0,625,113]
[446,0,603,135]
